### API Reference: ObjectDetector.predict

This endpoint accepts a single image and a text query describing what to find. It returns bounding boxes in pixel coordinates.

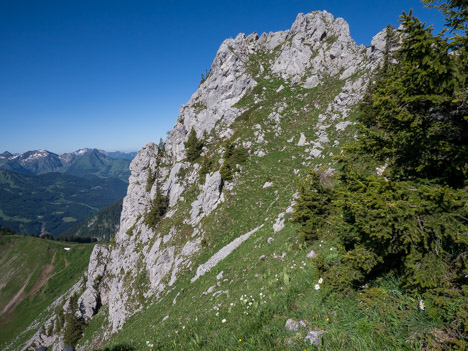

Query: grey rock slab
[297,133,307,146]
[190,170,224,225]
[191,224,264,282]
[304,330,325,346]
[273,213,285,233]
[285,318,300,331]
[77,286,99,320]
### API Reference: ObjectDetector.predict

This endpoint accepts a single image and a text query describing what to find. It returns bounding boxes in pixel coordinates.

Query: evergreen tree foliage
[423,0,468,35]
[292,171,332,243]
[199,156,216,183]
[219,142,248,181]
[63,293,86,346]
[184,128,204,162]
[144,183,169,228]
[293,3,468,347]
[357,10,467,187]
[0,227,17,236]
[158,138,165,153]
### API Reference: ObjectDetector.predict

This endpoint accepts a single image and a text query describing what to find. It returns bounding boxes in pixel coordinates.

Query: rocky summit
[6,11,390,350]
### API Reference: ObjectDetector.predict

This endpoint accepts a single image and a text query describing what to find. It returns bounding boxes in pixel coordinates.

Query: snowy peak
[0,148,132,181]
[0,151,13,159]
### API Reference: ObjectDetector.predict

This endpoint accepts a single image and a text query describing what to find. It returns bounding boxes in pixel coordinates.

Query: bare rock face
[190,171,224,225]
[68,9,390,336]
[118,142,159,240]
[76,245,110,321]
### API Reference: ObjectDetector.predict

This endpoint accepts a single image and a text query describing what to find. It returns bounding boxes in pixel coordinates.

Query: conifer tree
[293,3,468,346]
[63,293,86,346]
[357,9,467,186]
[184,128,204,162]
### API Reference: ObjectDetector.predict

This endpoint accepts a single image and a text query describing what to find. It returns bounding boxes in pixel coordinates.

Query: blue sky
[0,0,445,154]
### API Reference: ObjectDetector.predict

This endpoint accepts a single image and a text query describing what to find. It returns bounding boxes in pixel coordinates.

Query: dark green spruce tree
[357,9,467,186]
[184,128,204,162]
[293,1,467,347]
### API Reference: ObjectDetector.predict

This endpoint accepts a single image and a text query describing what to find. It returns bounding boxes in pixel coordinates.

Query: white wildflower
[419,299,425,311]
[315,284,320,290]
[318,278,323,284]
[222,318,227,323]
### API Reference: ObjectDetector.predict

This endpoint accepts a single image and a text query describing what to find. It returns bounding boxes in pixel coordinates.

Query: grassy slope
[78,49,439,350]
[0,235,95,350]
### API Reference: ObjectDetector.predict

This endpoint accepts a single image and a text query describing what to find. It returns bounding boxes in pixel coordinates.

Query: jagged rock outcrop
[79,10,389,334]
[190,170,224,225]
[77,245,110,321]
[15,11,393,350]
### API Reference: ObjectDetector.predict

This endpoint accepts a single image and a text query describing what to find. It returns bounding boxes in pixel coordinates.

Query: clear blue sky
[0,0,445,154]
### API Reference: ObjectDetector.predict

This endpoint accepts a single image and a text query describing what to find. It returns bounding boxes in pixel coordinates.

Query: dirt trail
[0,271,34,316]
[0,251,57,317]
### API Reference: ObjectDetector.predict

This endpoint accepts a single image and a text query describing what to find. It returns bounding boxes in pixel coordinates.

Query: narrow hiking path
[0,251,57,317]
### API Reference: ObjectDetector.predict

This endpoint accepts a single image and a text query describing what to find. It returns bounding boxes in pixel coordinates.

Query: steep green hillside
[62,198,123,241]
[10,4,467,351]
[82,78,441,350]
[0,170,127,236]
[0,235,94,350]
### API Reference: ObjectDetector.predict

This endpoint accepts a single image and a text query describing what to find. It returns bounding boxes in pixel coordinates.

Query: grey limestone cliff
[22,11,392,350]
[81,9,389,333]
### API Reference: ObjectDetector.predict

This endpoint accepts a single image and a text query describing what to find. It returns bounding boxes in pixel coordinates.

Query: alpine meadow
[0,0,467,350]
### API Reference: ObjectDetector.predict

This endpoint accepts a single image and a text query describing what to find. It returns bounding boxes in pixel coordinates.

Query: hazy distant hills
[0,148,135,182]
[62,198,123,241]
[0,169,127,237]
[62,149,132,182]
[101,150,137,160]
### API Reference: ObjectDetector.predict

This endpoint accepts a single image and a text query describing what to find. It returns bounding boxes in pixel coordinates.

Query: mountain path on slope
[1,251,57,317]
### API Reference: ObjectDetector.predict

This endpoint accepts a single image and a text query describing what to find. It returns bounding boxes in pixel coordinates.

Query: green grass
[0,235,95,350]
[91,226,439,350]
[12,38,441,350]
[78,49,438,350]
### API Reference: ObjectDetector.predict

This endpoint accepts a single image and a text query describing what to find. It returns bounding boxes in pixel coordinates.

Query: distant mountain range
[0,169,127,237]
[0,148,136,182]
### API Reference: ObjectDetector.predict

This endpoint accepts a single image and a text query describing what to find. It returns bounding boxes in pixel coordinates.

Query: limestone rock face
[190,171,224,225]
[118,142,159,240]
[68,9,389,337]
[12,10,396,351]
[76,245,110,321]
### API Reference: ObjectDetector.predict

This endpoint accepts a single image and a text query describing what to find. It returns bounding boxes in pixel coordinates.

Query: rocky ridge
[18,10,390,350]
